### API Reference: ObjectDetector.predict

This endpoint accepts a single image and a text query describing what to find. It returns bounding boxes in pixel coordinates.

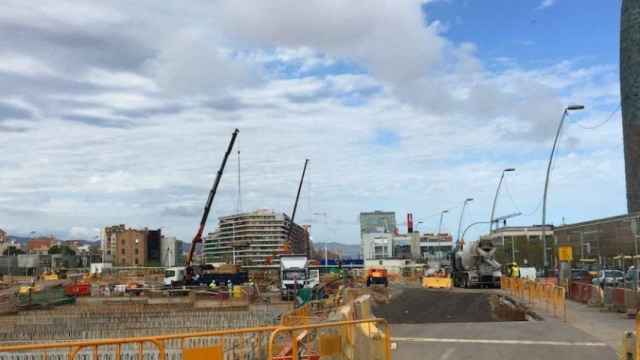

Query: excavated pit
[372,288,537,324]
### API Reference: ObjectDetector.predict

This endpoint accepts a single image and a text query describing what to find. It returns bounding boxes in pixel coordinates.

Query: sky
[0,0,627,246]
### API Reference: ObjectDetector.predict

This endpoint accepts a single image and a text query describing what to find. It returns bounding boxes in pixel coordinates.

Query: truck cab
[164,266,186,287]
[280,255,309,300]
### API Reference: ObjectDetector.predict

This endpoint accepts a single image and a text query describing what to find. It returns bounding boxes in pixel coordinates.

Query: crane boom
[285,159,309,253]
[186,128,239,266]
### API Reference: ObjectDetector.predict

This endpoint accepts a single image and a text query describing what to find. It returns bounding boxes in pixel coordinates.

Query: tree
[48,245,76,256]
[2,246,25,256]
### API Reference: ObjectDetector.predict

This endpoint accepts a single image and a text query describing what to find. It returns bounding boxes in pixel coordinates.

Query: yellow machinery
[422,269,452,289]
[366,268,388,287]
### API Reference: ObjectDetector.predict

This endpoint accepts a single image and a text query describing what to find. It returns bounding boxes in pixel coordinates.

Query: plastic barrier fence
[501,277,566,321]
[421,277,452,289]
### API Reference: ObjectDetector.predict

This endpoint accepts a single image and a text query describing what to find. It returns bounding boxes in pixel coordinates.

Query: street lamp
[489,168,516,232]
[457,198,474,246]
[541,104,585,271]
[438,210,449,234]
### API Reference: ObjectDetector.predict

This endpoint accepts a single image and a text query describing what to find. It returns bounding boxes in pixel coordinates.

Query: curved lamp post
[489,168,516,232]
[456,198,474,247]
[438,210,449,234]
[541,105,585,271]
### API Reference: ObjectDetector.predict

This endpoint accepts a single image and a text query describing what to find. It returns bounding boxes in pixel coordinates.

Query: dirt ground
[372,287,527,323]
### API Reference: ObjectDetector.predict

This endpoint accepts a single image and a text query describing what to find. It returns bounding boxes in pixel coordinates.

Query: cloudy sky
[0,0,625,245]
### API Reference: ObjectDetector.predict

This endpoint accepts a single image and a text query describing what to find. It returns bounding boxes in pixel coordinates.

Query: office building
[419,233,454,265]
[359,211,397,234]
[203,209,309,265]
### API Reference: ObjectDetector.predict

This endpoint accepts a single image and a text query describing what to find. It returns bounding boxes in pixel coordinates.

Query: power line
[574,104,620,130]
[503,178,542,217]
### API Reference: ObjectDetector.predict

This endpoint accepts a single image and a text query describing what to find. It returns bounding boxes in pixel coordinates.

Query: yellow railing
[268,318,391,360]
[0,326,279,360]
[501,277,566,321]
[0,319,391,360]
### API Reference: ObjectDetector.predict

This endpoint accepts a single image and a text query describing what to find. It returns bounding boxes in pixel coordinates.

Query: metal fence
[0,319,390,360]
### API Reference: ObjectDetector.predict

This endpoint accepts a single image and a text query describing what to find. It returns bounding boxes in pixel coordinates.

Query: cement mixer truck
[451,238,501,288]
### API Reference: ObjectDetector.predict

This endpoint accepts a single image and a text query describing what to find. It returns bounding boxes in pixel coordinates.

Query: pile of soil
[372,288,527,323]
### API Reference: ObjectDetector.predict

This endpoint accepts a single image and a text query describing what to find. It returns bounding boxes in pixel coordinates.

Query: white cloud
[0,52,58,77]
[537,0,556,10]
[0,1,624,245]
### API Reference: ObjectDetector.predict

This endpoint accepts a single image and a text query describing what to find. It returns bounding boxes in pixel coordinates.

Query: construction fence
[501,277,566,321]
[566,281,640,315]
[0,292,390,360]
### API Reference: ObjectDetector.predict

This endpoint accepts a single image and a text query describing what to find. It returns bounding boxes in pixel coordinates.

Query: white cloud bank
[0,0,624,243]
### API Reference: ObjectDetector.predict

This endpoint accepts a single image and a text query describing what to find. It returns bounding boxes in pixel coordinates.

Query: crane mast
[185,128,239,267]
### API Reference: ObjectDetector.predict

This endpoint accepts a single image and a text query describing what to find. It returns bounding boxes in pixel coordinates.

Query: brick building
[26,236,60,254]
[554,213,640,269]
[102,225,162,266]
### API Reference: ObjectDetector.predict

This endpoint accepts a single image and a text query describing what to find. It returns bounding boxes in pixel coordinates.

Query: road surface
[374,287,617,360]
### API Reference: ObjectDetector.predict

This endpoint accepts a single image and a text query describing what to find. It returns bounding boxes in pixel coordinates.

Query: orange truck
[366,268,388,287]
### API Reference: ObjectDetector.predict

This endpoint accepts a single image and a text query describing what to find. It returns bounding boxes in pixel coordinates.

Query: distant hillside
[7,235,30,246]
[7,236,98,246]
[314,242,360,259]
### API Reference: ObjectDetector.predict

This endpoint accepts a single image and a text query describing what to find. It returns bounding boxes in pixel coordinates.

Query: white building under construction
[203,209,309,265]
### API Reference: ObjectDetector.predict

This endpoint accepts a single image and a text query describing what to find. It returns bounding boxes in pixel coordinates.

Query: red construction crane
[185,128,239,267]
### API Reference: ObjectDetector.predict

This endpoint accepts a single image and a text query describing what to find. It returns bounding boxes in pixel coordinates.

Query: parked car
[591,269,624,287]
[624,268,640,289]
[570,269,593,283]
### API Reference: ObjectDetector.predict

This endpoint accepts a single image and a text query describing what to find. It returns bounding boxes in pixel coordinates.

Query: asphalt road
[378,288,617,360]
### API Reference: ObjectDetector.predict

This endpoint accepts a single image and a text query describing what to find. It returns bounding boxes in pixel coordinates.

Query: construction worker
[506,263,520,278]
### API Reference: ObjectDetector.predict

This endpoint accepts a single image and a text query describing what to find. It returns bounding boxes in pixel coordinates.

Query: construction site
[0,124,633,360]
[2,1,640,358]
